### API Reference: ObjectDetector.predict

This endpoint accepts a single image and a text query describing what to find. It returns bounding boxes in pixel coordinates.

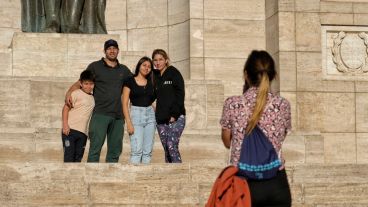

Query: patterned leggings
[156,115,185,163]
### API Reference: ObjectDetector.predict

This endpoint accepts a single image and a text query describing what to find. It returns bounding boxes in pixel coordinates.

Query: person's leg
[87,113,110,162]
[106,118,124,163]
[130,124,144,164]
[166,115,185,163]
[157,124,170,163]
[62,131,76,162]
[142,107,156,164]
[74,130,87,162]
[248,170,292,207]
[129,106,144,164]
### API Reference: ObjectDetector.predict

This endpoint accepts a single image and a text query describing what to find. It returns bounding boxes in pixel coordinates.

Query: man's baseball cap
[104,39,119,50]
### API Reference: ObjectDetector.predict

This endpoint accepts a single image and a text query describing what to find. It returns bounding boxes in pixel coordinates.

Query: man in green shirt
[65,39,132,162]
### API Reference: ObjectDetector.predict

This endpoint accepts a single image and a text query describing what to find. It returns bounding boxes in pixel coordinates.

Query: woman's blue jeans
[129,105,156,164]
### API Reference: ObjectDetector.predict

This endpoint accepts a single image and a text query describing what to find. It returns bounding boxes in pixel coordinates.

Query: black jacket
[154,66,186,124]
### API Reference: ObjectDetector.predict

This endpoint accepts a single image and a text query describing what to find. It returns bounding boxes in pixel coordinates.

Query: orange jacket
[206,166,251,207]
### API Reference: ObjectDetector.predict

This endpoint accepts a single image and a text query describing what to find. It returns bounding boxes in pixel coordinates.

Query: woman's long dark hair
[244,50,277,134]
[134,56,155,86]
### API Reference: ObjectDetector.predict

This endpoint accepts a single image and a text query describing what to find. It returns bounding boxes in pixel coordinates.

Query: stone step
[0,77,224,130]
[0,127,322,165]
[1,163,368,206]
[0,129,227,164]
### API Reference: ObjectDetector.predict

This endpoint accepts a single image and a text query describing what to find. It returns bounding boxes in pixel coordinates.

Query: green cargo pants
[87,113,124,163]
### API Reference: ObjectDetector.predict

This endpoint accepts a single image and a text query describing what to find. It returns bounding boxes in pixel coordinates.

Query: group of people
[62,38,292,206]
[62,39,186,164]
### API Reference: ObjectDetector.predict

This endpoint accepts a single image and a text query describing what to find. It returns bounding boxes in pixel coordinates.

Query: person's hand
[62,125,70,135]
[127,122,134,135]
[65,91,73,108]
[169,117,176,123]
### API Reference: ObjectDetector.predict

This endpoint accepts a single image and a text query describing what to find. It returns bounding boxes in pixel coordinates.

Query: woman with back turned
[220,50,292,207]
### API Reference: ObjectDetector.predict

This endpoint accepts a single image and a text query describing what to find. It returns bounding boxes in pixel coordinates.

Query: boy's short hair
[80,70,95,82]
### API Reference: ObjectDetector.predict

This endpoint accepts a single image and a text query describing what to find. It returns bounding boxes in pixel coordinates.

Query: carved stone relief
[322,26,368,80]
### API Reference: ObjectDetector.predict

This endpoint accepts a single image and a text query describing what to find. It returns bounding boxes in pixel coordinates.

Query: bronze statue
[21,0,107,34]
[21,0,45,32]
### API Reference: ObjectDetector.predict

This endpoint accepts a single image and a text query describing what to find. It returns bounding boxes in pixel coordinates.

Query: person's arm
[221,128,231,149]
[170,69,185,122]
[122,86,134,135]
[220,97,233,149]
[65,81,80,108]
[62,104,71,135]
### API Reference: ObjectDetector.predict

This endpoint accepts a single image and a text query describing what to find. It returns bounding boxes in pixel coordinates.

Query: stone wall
[190,0,266,96]
[267,0,368,164]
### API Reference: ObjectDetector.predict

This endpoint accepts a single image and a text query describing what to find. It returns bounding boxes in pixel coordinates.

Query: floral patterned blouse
[220,87,291,167]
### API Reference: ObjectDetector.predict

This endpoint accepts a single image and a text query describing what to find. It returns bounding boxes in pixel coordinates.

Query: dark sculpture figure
[21,0,45,32]
[21,0,107,34]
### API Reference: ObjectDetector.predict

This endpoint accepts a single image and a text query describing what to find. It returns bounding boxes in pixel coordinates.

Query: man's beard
[106,55,117,62]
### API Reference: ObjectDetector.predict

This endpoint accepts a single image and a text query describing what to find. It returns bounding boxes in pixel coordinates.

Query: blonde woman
[152,49,186,163]
[220,50,292,207]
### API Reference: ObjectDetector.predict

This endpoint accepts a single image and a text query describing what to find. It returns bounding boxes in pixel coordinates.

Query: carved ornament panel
[322,26,368,81]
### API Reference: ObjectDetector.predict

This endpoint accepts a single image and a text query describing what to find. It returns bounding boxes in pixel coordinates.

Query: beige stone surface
[356,93,368,132]
[296,12,321,52]
[354,13,368,25]
[190,57,205,79]
[0,0,21,28]
[12,33,120,78]
[172,59,190,79]
[279,52,297,91]
[12,33,68,77]
[266,13,279,55]
[280,92,297,129]
[293,164,368,184]
[353,2,368,13]
[223,81,244,97]
[105,0,127,30]
[169,22,190,62]
[0,51,12,76]
[279,12,296,51]
[305,135,324,164]
[279,0,295,12]
[127,0,167,29]
[357,133,368,163]
[324,133,356,164]
[304,183,368,204]
[204,57,245,81]
[297,92,356,133]
[320,13,354,25]
[290,184,304,205]
[204,0,265,20]
[190,0,204,18]
[355,81,368,92]
[185,82,206,128]
[204,19,265,58]
[190,19,204,58]
[283,134,306,165]
[206,83,225,128]
[295,0,320,12]
[128,27,168,55]
[168,0,189,25]
[297,51,355,92]
[0,79,31,128]
[322,93,355,133]
[320,1,353,13]
[265,0,278,19]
